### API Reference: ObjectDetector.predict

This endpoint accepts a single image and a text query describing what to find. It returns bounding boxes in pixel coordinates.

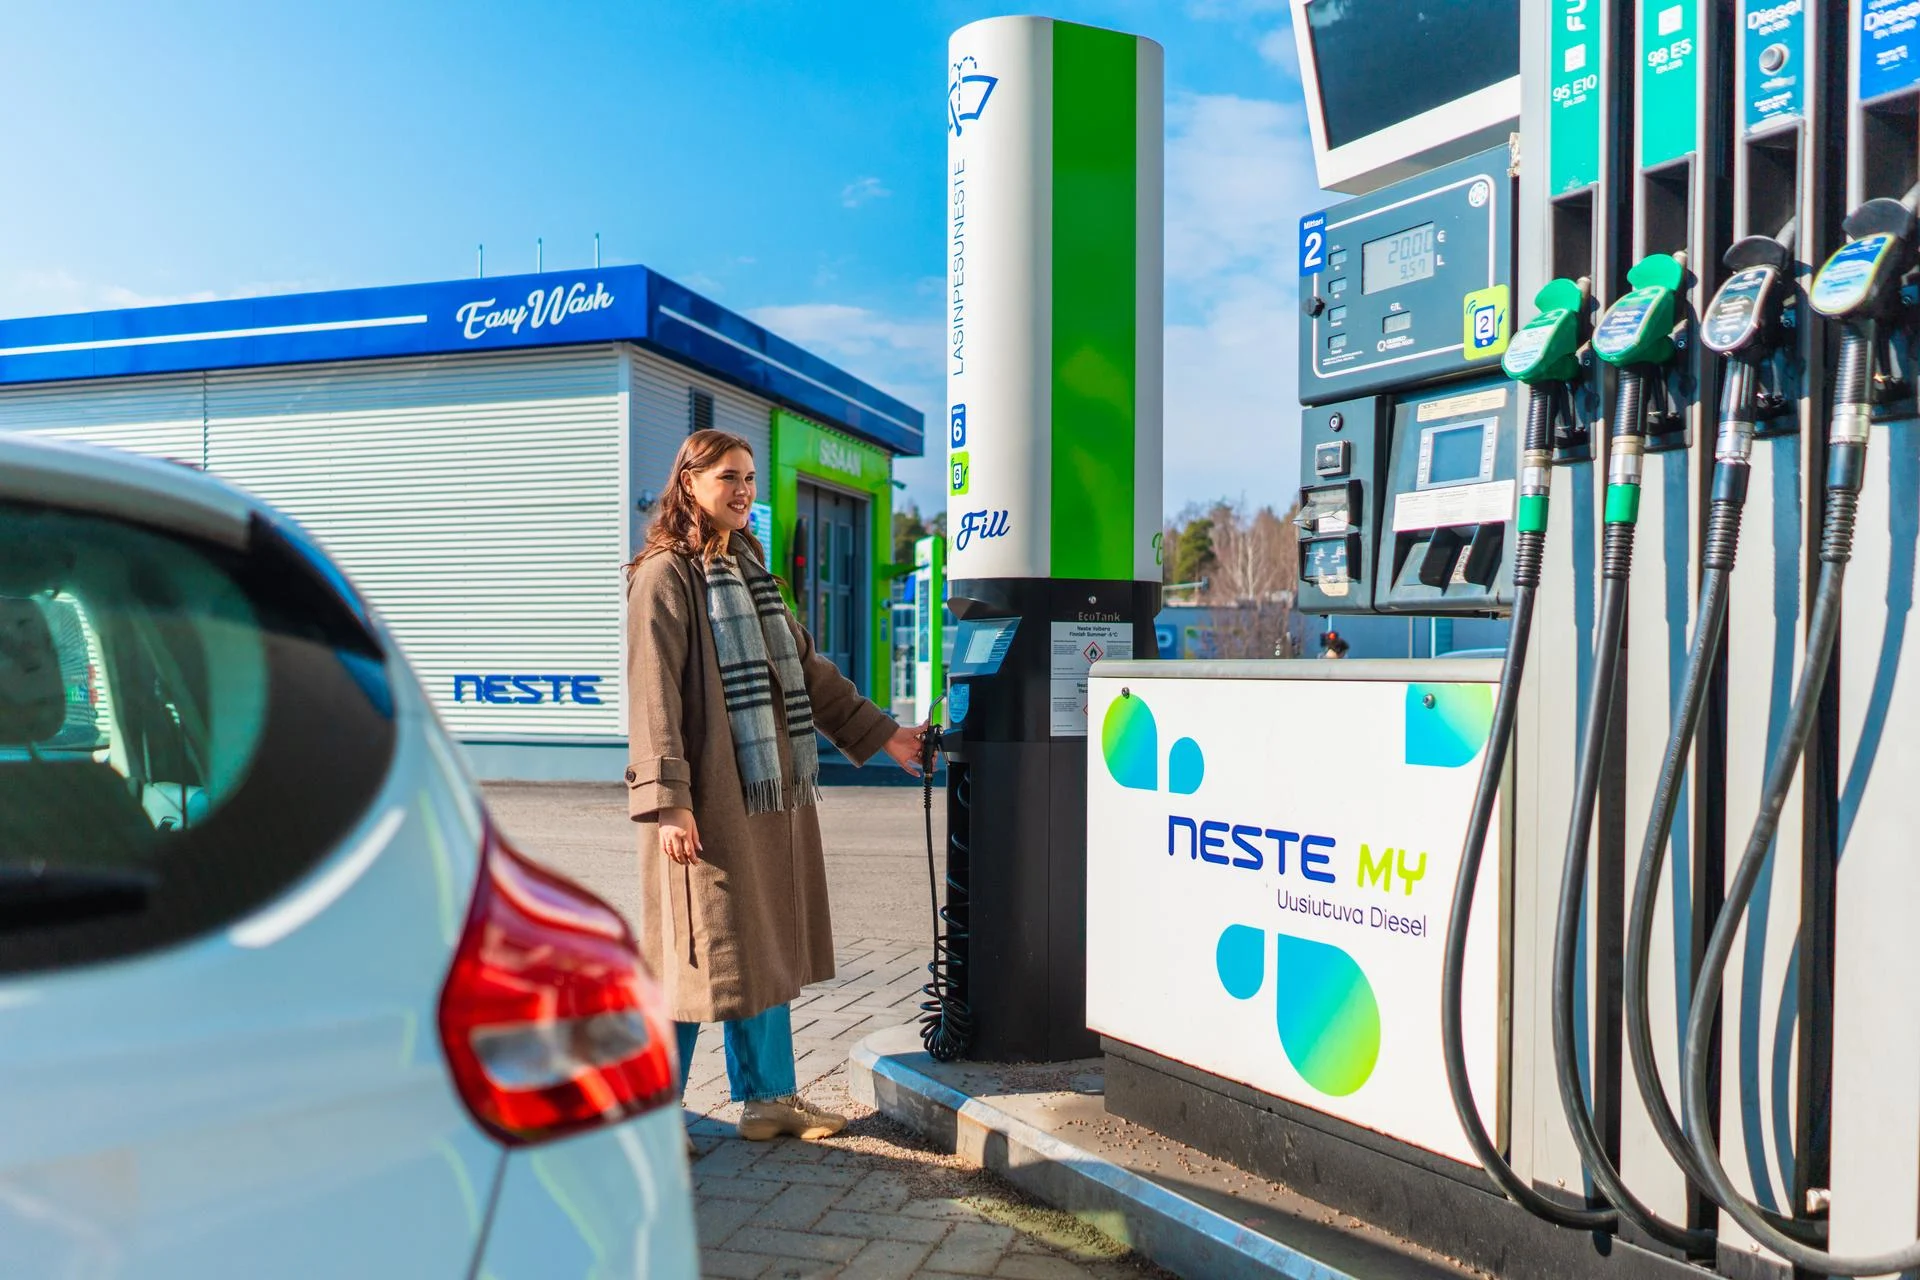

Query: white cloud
[0,269,322,319]
[840,176,892,208]
[1162,92,1325,513]
[1257,26,1301,78]
[748,302,947,510]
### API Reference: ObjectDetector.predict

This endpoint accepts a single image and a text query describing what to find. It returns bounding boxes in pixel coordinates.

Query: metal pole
[594,233,601,268]
[536,237,543,273]
[477,244,484,278]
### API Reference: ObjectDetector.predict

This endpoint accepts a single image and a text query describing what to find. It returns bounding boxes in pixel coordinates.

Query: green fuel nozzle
[1592,253,1686,369]
[1504,277,1592,549]
[1591,253,1689,532]
[1502,276,1589,386]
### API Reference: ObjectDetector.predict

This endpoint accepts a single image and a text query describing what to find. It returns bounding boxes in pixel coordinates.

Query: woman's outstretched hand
[881,721,932,777]
[659,807,702,864]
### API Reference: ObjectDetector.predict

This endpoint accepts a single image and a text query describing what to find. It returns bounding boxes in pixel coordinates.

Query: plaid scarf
[705,552,819,814]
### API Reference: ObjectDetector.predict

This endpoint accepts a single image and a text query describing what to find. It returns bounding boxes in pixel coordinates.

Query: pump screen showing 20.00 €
[1363,223,1436,294]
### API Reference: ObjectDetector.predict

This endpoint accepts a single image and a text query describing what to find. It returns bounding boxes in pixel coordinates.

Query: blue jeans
[673,1002,797,1104]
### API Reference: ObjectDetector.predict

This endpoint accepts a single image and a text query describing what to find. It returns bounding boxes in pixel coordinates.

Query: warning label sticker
[1416,386,1509,422]
[1393,479,1516,532]
[1051,621,1133,738]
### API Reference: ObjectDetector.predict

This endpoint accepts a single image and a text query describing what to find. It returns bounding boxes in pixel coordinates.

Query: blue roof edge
[0,265,924,457]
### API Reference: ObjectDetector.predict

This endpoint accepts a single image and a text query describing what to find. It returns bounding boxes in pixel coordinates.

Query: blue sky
[0,1,1326,516]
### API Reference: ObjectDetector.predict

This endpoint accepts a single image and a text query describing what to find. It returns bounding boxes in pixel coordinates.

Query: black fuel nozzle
[1809,197,1920,492]
[1674,192,1920,1275]
[1699,235,1798,525]
[1703,236,1795,360]
[1810,198,1920,326]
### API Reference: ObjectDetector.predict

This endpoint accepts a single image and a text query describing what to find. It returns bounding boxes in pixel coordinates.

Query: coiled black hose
[1621,360,1827,1244]
[920,737,973,1061]
[1551,369,1716,1254]
[1678,325,1920,1274]
[1443,383,1617,1231]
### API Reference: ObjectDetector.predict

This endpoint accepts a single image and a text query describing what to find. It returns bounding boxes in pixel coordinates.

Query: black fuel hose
[1679,325,1920,1274]
[1620,360,1826,1245]
[1442,382,1616,1231]
[1550,368,1717,1254]
[919,726,973,1061]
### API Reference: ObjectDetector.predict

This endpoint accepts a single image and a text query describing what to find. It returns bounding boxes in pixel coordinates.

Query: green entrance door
[793,480,867,693]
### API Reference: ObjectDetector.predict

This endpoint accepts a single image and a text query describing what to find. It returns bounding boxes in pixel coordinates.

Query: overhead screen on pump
[1303,0,1520,149]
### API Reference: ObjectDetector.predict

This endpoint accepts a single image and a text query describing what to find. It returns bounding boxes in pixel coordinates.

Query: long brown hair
[628,429,770,577]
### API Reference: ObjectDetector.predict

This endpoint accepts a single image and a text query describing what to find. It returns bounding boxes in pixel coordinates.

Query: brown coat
[624,545,897,1023]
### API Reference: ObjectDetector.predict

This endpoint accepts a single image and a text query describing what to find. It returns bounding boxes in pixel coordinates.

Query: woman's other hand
[881,722,932,777]
[660,807,703,864]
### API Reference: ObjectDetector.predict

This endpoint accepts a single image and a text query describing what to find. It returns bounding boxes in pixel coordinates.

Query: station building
[0,267,925,779]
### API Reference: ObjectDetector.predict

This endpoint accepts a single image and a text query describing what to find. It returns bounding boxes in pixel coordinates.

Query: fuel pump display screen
[948,617,1021,687]
[1363,223,1436,293]
[1416,418,1498,489]
[949,617,1019,677]
[1298,146,1512,403]
[1427,425,1484,484]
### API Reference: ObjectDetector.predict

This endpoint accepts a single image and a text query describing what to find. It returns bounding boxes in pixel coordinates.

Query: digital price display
[1363,223,1437,294]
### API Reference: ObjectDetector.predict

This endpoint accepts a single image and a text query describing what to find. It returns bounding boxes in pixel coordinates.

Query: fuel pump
[1442,276,1612,1230]
[1677,196,1920,1276]
[1617,231,1827,1245]
[1543,253,1716,1253]
[1295,144,1521,619]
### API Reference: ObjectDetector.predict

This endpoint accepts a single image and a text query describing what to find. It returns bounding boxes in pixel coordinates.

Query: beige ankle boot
[736,1094,847,1141]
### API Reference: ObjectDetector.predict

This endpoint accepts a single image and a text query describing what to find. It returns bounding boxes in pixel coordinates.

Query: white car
[0,434,697,1279]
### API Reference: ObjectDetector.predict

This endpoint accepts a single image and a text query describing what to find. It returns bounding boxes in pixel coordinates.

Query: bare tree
[1194,499,1306,658]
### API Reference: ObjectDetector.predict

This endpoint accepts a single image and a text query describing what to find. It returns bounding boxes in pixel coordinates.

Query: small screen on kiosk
[950,617,1019,676]
[1363,224,1436,294]
[964,625,1002,665]
[1426,423,1486,486]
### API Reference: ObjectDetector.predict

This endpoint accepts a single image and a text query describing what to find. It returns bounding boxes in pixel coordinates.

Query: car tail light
[438,822,678,1145]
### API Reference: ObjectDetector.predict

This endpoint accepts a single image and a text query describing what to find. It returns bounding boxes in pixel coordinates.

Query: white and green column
[945,16,1163,587]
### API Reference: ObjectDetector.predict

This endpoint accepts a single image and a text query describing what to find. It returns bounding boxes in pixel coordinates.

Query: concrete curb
[849,1031,1363,1280]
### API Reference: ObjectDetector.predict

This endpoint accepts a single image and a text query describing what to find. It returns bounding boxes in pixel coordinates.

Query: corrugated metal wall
[626,345,773,527]
[205,347,628,740]
[2,349,630,743]
[0,343,798,751]
[0,373,206,465]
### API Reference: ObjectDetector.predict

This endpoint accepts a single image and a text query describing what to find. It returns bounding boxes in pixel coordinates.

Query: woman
[625,429,926,1148]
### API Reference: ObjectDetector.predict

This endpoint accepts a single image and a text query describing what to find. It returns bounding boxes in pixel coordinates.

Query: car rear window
[0,498,397,973]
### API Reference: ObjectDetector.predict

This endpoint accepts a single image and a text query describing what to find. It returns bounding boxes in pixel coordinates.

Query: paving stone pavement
[680,937,1175,1280]
[483,784,1173,1279]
